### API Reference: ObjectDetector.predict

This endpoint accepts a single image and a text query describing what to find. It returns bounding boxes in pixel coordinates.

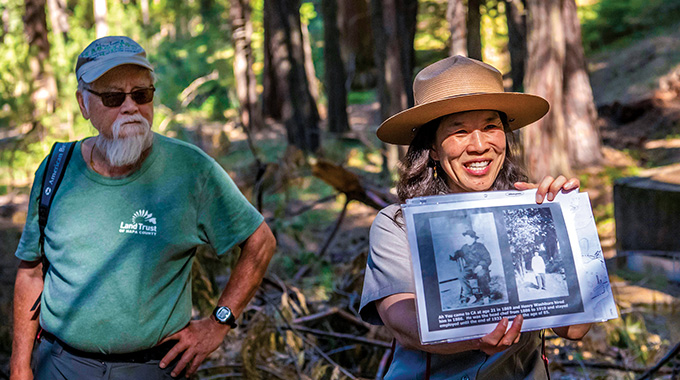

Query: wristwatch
[212,306,238,328]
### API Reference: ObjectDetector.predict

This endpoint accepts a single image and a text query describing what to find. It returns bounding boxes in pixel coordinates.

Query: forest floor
[2,27,680,380]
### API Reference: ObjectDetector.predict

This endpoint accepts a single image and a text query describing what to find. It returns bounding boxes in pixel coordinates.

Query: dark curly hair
[395,112,527,203]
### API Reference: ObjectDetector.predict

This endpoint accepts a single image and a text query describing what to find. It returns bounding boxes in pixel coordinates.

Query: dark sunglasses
[86,87,155,107]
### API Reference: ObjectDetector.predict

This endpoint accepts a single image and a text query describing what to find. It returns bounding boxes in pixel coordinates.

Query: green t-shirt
[15,134,264,354]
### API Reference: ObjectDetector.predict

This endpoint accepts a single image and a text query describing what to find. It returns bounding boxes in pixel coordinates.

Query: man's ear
[76,91,90,120]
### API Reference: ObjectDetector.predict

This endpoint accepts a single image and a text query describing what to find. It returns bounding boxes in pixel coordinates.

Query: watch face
[215,307,232,321]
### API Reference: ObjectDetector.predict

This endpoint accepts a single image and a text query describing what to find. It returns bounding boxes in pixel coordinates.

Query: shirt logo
[119,209,158,236]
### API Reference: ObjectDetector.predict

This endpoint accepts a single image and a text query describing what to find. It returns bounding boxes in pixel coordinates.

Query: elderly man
[10,36,276,380]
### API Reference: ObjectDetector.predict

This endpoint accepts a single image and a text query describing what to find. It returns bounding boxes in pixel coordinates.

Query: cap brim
[79,56,153,83]
[376,92,549,145]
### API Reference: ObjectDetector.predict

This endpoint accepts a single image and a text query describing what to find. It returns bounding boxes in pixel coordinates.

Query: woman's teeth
[465,161,490,170]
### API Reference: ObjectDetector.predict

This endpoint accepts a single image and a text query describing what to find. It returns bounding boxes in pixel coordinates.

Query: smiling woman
[359,56,590,380]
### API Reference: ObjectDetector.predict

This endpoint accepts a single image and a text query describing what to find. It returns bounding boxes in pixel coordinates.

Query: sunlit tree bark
[301,18,321,110]
[322,0,349,133]
[523,0,601,180]
[562,0,602,166]
[94,0,107,38]
[263,0,320,152]
[447,0,467,57]
[230,0,263,132]
[466,0,482,60]
[140,0,149,25]
[46,0,68,41]
[523,0,571,180]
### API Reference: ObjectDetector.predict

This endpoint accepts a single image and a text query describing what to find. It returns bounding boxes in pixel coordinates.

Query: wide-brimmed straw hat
[376,55,549,145]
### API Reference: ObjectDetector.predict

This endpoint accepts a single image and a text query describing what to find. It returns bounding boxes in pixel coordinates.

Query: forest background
[1,0,680,378]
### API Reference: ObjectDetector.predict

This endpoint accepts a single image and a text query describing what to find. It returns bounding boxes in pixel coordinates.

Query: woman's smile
[431,110,507,193]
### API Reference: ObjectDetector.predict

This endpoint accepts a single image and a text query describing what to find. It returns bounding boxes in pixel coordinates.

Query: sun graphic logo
[132,209,157,225]
[120,209,158,236]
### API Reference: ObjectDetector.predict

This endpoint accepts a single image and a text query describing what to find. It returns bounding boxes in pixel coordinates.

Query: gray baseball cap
[75,36,153,83]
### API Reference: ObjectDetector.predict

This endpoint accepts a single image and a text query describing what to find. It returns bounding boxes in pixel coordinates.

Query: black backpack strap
[30,141,76,313]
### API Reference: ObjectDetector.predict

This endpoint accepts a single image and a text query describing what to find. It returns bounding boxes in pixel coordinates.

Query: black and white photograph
[430,212,508,311]
[401,190,617,344]
[503,207,571,302]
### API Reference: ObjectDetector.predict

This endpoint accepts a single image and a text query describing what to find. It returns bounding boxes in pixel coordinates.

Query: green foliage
[580,0,680,53]
[347,90,375,105]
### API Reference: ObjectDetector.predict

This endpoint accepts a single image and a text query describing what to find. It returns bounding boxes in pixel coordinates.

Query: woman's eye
[485,124,501,131]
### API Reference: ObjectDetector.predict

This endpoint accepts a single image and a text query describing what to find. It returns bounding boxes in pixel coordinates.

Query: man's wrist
[212,305,238,328]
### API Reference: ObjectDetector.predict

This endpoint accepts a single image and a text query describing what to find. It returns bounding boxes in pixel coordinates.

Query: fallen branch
[262,287,358,379]
[552,360,672,374]
[180,70,219,107]
[317,196,350,257]
[286,194,338,218]
[198,363,287,380]
[286,324,391,349]
[637,340,680,380]
[311,158,396,210]
[292,306,373,330]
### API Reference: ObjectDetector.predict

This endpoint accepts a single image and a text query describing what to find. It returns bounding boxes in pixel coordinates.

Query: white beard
[95,115,153,167]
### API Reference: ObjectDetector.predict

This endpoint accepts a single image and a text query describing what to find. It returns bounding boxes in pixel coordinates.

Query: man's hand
[159,318,229,378]
[473,265,484,276]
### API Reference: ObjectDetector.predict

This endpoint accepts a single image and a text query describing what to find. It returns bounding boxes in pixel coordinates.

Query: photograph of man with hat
[10,36,276,380]
[449,229,493,305]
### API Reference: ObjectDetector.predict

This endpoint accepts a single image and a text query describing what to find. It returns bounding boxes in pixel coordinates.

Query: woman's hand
[377,293,525,356]
[514,175,580,204]
[477,315,524,356]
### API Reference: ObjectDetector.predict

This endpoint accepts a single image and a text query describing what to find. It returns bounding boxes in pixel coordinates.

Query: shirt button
[461,376,470,380]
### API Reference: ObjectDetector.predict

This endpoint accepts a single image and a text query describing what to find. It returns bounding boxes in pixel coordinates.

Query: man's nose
[119,93,139,114]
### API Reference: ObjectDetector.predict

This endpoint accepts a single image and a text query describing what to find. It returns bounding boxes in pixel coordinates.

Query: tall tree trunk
[24,0,56,140]
[94,0,107,38]
[301,19,322,114]
[505,0,526,92]
[562,0,602,166]
[322,0,350,133]
[523,0,570,180]
[466,0,482,60]
[47,0,68,41]
[140,0,150,25]
[262,3,281,120]
[337,0,374,89]
[230,0,263,132]
[447,0,467,57]
[263,0,320,152]
[370,0,417,171]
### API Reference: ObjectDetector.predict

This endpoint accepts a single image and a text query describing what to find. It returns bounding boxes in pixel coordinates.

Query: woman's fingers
[513,181,536,191]
[546,175,567,201]
[481,317,509,346]
[479,315,524,355]
[535,176,554,203]
[517,175,580,203]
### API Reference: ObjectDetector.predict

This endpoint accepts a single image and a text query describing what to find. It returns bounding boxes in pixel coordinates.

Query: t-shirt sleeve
[15,158,48,262]
[197,160,264,255]
[359,205,415,325]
